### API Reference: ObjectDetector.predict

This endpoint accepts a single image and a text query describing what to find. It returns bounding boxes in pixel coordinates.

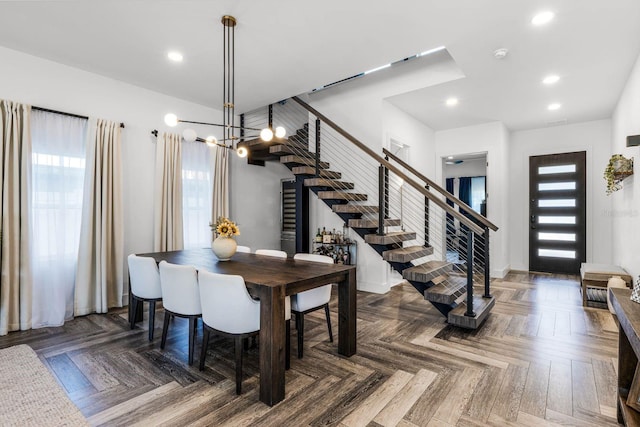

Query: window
[31,110,87,327]
[182,141,213,249]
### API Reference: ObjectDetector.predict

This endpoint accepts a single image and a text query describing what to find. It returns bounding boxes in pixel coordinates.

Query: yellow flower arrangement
[211,216,240,238]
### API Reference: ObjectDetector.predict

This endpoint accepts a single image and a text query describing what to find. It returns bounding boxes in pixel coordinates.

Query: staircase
[239,100,497,329]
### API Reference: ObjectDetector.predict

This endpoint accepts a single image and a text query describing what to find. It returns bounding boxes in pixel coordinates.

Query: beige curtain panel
[75,118,124,315]
[211,144,229,225]
[0,100,34,335]
[153,132,183,251]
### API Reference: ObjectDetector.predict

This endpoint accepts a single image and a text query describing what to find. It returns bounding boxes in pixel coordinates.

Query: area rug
[0,344,88,426]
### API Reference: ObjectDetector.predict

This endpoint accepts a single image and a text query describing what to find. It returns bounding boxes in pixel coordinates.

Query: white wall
[0,46,290,302]
[303,64,444,293]
[508,119,613,271]
[612,52,640,280]
[435,122,510,278]
[444,158,486,179]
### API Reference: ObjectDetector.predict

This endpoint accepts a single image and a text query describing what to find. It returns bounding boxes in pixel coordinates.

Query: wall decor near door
[604,154,633,194]
[529,151,586,274]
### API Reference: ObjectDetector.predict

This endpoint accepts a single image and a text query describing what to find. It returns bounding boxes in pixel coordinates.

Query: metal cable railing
[240,97,497,317]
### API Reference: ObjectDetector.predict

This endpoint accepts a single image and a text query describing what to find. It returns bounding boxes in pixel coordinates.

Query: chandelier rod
[177,119,262,132]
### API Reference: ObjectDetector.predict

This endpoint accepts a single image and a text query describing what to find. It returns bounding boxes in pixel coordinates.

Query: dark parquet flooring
[0,272,620,426]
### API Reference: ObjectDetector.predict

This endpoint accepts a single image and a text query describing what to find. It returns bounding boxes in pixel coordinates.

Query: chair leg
[199,328,210,371]
[129,297,138,330]
[188,317,197,365]
[324,304,333,343]
[161,312,170,349]
[235,337,243,395]
[296,312,304,359]
[148,301,156,341]
[286,320,291,370]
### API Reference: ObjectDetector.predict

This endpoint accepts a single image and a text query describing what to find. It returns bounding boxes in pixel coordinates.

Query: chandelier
[163,15,286,157]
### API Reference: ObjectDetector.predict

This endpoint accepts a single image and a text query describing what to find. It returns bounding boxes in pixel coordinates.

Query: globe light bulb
[274,126,286,138]
[205,135,217,147]
[236,146,248,158]
[164,113,178,127]
[260,128,274,142]
[182,129,197,143]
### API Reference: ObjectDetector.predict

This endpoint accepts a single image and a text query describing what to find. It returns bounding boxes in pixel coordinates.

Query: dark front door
[529,151,586,274]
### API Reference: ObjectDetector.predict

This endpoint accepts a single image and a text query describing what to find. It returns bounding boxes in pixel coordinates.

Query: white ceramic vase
[212,236,237,261]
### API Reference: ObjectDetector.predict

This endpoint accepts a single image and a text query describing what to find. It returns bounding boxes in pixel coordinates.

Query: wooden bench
[581,262,632,308]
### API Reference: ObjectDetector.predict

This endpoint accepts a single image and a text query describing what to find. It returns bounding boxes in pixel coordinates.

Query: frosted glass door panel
[538,216,576,224]
[538,199,576,208]
[538,165,576,175]
[538,182,576,191]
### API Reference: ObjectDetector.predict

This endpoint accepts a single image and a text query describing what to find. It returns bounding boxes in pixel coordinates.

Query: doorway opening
[442,152,487,264]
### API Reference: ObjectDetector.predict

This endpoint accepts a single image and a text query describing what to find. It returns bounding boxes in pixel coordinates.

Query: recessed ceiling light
[167,51,183,62]
[447,156,454,160]
[446,98,459,107]
[548,103,562,111]
[543,75,560,85]
[532,11,554,26]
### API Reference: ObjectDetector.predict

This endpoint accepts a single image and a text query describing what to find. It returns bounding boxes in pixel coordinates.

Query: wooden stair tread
[280,155,329,169]
[304,178,355,190]
[237,137,286,151]
[318,191,367,201]
[349,218,401,228]
[383,245,433,263]
[424,277,467,305]
[447,296,495,329]
[403,260,452,283]
[332,205,378,213]
[292,167,341,179]
[269,145,315,157]
[365,231,416,245]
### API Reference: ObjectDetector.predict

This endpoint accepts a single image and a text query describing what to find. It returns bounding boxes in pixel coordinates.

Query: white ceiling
[0,0,639,131]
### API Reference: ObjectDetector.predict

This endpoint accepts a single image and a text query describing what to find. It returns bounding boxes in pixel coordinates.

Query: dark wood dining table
[132,248,357,406]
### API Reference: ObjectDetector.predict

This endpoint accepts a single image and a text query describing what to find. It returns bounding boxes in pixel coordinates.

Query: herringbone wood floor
[0,272,621,426]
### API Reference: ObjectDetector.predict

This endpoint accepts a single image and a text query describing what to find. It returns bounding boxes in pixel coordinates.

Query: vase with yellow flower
[210,216,240,261]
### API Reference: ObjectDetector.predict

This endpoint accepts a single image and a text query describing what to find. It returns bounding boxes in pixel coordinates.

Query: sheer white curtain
[182,141,213,248]
[30,109,87,328]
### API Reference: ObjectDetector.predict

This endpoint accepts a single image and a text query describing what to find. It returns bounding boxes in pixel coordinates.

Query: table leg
[259,285,286,406]
[338,268,357,356]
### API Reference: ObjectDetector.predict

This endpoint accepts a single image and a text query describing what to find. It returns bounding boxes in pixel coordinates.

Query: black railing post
[464,228,476,317]
[483,226,492,298]
[378,165,385,236]
[384,156,389,220]
[315,119,321,177]
[424,184,430,247]
[240,114,245,142]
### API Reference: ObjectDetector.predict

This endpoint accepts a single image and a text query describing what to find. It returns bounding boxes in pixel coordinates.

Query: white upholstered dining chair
[255,249,287,258]
[292,253,334,358]
[158,261,202,366]
[198,271,260,394]
[128,254,163,341]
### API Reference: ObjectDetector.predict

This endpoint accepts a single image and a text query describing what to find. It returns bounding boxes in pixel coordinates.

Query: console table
[610,287,640,426]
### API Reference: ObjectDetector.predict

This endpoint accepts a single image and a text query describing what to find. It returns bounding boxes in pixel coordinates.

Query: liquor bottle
[315,228,322,243]
[331,228,336,243]
[322,226,331,243]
